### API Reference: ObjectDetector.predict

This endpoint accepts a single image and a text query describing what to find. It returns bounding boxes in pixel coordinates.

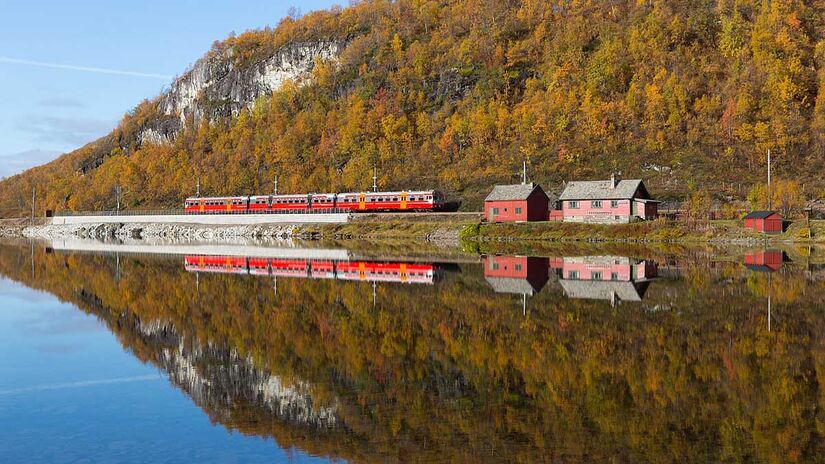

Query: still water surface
[0,240,823,463]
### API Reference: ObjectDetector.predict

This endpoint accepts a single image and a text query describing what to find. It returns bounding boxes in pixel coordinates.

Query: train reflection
[184,255,440,285]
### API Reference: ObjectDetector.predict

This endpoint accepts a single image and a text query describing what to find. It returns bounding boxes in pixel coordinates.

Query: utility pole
[274,176,278,195]
[372,165,378,192]
[116,186,121,215]
[767,149,772,210]
[767,272,772,332]
[31,186,35,225]
[196,177,201,197]
[522,160,527,185]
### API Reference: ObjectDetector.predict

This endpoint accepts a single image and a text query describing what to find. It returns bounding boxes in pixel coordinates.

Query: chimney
[610,172,617,189]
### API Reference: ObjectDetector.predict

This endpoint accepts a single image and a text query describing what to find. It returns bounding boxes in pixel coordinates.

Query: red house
[484,183,549,223]
[743,211,783,234]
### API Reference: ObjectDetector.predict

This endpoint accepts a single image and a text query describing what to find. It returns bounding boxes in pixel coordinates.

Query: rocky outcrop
[158,41,343,130]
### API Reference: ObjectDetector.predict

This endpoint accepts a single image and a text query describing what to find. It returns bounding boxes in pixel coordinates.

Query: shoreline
[1,216,822,247]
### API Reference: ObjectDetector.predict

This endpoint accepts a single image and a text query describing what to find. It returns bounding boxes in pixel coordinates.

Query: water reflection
[184,255,441,285]
[483,255,658,305]
[3,240,825,462]
[743,249,789,273]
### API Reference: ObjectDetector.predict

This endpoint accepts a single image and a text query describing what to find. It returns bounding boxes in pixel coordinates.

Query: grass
[460,219,825,245]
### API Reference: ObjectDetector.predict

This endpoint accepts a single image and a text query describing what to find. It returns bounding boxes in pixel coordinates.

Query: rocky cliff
[138,40,343,146]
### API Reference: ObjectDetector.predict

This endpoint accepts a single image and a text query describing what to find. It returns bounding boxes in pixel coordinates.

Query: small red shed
[743,211,783,234]
[484,183,549,223]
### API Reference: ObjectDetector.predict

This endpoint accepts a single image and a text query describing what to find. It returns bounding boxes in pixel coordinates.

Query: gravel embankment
[16,222,301,241]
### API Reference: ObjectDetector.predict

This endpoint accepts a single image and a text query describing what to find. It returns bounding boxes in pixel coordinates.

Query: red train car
[335,261,435,284]
[336,191,444,212]
[185,196,249,214]
[309,260,336,279]
[310,194,337,211]
[248,258,270,276]
[270,194,311,212]
[184,255,249,275]
[249,195,271,213]
[184,256,438,284]
[185,190,444,214]
[270,259,311,278]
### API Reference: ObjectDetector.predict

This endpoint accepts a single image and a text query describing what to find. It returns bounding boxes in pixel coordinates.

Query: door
[400,192,407,210]
[359,193,366,210]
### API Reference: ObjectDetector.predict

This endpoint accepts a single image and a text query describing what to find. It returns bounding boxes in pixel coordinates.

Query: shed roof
[743,211,781,220]
[745,264,780,273]
[558,179,649,200]
[484,183,548,202]
[485,276,545,295]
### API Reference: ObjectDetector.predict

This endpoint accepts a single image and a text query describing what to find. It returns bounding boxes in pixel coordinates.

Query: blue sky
[0,0,337,179]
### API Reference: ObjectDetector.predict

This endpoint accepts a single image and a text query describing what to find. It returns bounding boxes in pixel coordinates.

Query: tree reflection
[1,242,824,463]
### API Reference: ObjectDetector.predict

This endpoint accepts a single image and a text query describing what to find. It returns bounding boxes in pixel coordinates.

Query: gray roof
[558,179,646,200]
[485,277,542,295]
[743,211,780,220]
[485,183,547,202]
[559,280,646,302]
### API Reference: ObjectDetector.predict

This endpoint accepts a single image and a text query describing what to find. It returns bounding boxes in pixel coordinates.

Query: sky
[0,0,338,179]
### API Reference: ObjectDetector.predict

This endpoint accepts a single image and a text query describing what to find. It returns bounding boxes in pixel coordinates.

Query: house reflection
[743,250,786,273]
[482,256,549,295]
[483,255,658,304]
[553,256,657,304]
[184,255,440,285]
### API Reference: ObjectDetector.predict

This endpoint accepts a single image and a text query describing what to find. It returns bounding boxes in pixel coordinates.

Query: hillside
[2,0,825,215]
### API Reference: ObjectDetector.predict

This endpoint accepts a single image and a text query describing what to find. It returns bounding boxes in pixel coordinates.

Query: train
[184,255,439,285]
[184,190,446,214]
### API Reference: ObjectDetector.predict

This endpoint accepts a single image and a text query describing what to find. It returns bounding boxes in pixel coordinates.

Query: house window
[515,264,522,271]
[515,207,522,214]
[492,263,499,270]
[611,200,619,208]
[611,272,619,281]
[592,200,602,208]
[591,272,602,280]
[492,207,499,215]
[569,201,579,209]
[568,271,579,279]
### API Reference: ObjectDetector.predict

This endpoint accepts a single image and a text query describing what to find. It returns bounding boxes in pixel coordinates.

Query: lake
[0,239,823,463]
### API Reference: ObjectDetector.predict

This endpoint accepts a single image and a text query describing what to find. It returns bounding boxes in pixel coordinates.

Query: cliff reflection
[2,242,825,462]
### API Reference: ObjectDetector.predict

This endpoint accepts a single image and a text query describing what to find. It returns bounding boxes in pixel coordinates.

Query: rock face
[156,41,343,134]
[131,40,343,147]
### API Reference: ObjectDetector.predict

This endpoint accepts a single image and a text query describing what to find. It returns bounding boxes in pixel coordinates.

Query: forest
[0,241,824,462]
[1,0,825,215]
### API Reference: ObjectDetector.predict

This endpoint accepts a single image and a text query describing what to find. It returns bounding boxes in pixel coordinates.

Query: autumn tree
[747,178,806,218]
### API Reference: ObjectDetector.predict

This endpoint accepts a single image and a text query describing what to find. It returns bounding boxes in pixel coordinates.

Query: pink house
[556,175,659,224]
